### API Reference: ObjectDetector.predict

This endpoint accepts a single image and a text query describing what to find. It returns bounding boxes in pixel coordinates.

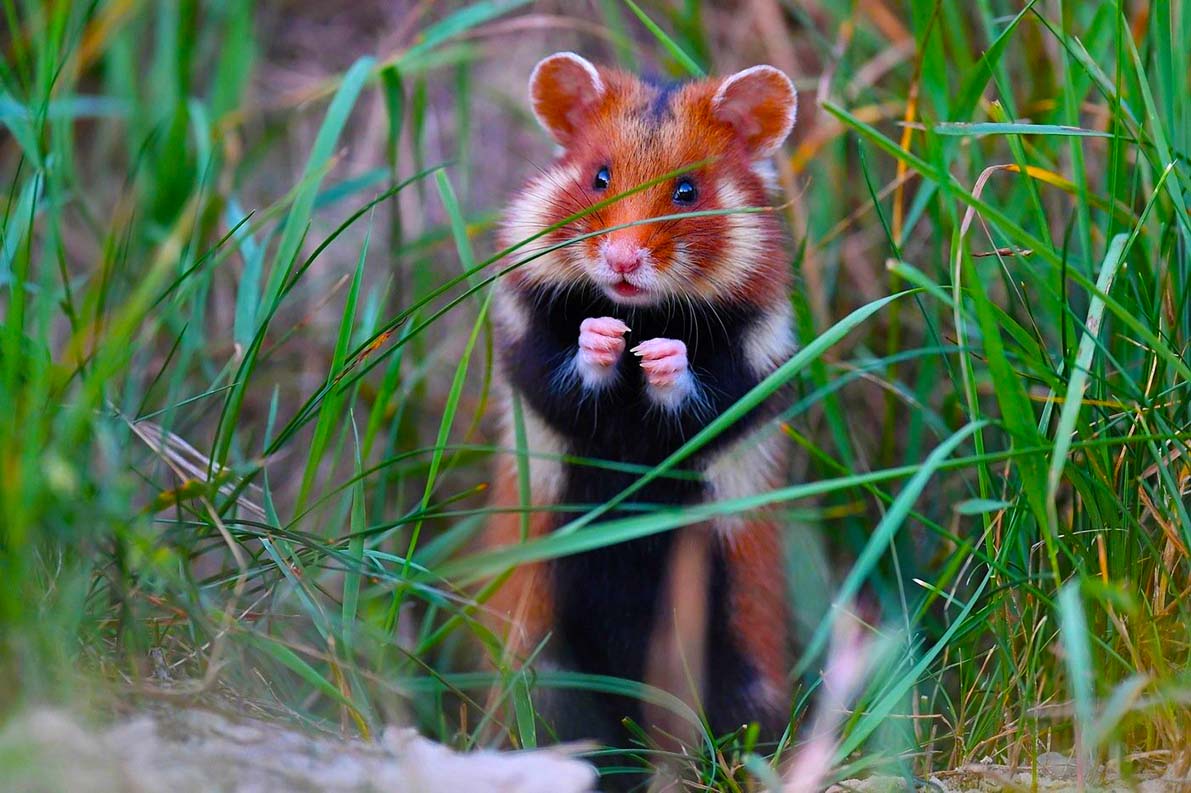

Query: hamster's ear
[712,65,797,157]
[529,52,605,146]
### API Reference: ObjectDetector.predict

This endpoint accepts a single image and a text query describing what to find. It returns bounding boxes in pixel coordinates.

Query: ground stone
[0,706,598,793]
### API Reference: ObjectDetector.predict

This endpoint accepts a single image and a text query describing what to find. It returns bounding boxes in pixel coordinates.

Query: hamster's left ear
[529,52,605,146]
[712,65,797,157]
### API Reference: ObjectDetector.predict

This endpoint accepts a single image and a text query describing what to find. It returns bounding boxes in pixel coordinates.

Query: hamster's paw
[631,338,695,407]
[576,316,629,386]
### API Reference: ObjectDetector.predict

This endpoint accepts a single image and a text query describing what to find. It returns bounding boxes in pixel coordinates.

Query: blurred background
[1,0,1188,787]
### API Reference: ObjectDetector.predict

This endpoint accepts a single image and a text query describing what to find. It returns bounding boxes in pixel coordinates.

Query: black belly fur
[503,285,778,735]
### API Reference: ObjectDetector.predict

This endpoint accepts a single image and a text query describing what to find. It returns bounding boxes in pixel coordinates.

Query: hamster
[481,51,798,761]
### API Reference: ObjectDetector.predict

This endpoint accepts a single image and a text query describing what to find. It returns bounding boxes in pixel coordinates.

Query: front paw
[576,316,629,386]
[631,338,695,406]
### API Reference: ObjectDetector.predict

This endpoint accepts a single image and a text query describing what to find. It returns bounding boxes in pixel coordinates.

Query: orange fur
[480,455,555,660]
[723,518,790,698]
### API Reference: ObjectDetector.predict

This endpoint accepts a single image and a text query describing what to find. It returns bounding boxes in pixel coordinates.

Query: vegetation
[1,0,1188,788]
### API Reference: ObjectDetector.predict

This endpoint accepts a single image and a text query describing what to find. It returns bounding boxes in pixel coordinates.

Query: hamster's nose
[604,238,644,275]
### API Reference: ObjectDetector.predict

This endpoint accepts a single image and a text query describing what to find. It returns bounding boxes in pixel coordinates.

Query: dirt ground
[830,758,1191,793]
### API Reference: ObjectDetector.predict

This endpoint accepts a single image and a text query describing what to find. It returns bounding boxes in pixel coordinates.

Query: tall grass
[1,0,1188,789]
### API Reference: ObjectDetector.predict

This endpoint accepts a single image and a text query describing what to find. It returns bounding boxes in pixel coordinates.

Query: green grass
[2,0,1189,789]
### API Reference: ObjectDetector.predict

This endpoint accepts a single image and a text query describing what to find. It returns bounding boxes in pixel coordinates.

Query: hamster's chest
[513,287,762,466]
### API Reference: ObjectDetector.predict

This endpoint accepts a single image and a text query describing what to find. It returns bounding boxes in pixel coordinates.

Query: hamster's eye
[592,166,611,191]
[672,178,697,205]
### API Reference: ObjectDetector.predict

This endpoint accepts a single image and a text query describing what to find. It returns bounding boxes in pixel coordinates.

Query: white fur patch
[502,165,583,289]
[501,400,566,506]
[743,301,796,376]
[715,180,769,293]
[705,430,786,535]
[750,159,781,194]
[492,285,529,344]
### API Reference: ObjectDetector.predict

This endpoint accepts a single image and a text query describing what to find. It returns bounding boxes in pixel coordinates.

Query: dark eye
[592,165,610,190]
[672,178,697,204]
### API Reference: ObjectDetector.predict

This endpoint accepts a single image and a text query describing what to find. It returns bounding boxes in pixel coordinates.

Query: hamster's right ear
[529,52,605,146]
[712,65,797,158]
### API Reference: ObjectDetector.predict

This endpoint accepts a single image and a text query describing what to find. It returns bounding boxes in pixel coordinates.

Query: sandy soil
[831,754,1190,793]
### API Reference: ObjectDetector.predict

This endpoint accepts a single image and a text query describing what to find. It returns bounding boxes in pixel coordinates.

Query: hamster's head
[503,52,797,306]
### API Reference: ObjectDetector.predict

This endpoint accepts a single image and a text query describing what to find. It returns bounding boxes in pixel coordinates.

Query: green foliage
[1,0,1188,788]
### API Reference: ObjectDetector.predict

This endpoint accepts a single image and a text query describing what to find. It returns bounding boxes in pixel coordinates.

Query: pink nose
[604,239,644,275]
